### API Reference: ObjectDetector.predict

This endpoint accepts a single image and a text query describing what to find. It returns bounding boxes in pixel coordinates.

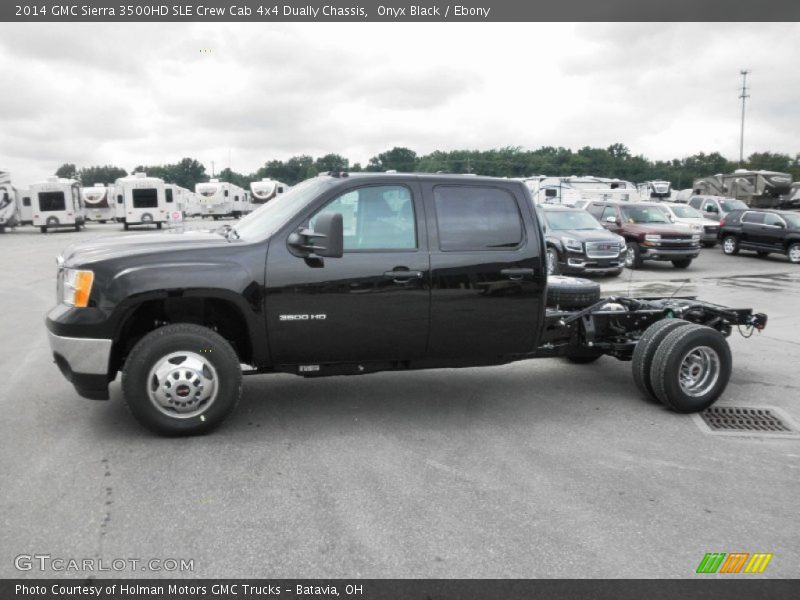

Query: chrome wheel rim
[147,351,218,419]
[547,250,557,275]
[624,245,634,267]
[678,345,720,397]
[723,238,735,254]
[789,245,800,263]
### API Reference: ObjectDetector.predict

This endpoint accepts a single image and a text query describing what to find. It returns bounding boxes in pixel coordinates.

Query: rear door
[740,211,765,247]
[759,213,788,250]
[265,181,430,365]
[423,181,545,360]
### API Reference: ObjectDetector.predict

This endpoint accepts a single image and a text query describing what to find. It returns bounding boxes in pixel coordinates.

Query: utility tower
[739,69,750,166]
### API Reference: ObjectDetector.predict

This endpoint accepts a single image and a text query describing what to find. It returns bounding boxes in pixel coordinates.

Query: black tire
[722,235,739,255]
[702,241,717,248]
[787,243,800,264]
[632,319,694,403]
[157,222,163,230]
[546,276,601,309]
[121,323,243,436]
[40,226,47,233]
[624,242,643,269]
[74,223,81,232]
[123,223,130,231]
[546,246,561,276]
[650,325,732,413]
[671,258,692,269]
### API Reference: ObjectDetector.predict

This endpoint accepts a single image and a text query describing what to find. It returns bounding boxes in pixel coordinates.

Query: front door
[265,182,430,365]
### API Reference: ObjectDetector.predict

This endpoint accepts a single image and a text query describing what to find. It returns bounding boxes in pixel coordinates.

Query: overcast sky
[1,22,798,185]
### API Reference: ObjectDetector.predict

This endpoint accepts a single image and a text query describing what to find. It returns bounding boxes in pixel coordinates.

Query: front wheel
[671,258,692,269]
[650,324,732,413]
[121,324,243,435]
[624,242,643,269]
[546,247,561,275]
[722,235,739,255]
[787,243,800,264]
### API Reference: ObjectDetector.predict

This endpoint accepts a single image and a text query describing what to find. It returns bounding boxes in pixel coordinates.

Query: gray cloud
[0,22,798,186]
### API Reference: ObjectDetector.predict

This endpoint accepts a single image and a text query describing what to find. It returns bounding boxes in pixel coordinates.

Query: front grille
[696,406,800,438]
[585,241,621,259]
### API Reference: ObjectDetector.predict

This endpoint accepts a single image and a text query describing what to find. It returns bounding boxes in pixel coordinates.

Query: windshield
[784,214,800,229]
[621,205,670,224]
[545,210,603,231]
[720,199,748,212]
[670,205,702,219]
[233,178,331,240]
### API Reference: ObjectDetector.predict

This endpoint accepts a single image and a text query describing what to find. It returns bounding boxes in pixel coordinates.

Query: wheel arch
[108,288,266,376]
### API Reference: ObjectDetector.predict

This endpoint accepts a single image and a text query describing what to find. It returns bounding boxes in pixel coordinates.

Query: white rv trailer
[195,179,250,219]
[0,170,20,232]
[114,172,168,230]
[164,184,201,217]
[16,187,32,225]
[249,178,289,205]
[81,183,115,223]
[637,180,672,201]
[30,176,85,233]
[523,176,637,205]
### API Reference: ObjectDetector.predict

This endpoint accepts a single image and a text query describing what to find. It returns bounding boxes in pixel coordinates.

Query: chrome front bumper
[47,330,112,376]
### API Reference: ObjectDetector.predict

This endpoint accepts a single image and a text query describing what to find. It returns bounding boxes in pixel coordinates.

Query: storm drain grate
[695,406,800,438]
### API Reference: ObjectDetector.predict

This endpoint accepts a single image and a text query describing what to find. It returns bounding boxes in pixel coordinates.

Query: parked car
[658,203,720,248]
[718,209,800,263]
[45,172,768,435]
[587,201,701,269]
[688,195,749,222]
[536,205,626,276]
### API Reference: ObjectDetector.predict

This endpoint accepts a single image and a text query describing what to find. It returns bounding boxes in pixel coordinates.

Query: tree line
[54,144,800,190]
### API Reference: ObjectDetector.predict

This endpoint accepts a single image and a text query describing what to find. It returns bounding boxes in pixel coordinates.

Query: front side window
[600,206,617,222]
[312,185,416,251]
[434,185,523,251]
[39,191,66,212]
[132,188,159,209]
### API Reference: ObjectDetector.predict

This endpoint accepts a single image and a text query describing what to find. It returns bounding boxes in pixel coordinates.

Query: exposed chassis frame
[536,296,768,360]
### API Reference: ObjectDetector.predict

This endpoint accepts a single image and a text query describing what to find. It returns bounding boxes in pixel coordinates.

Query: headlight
[645,234,661,242]
[63,268,94,307]
[691,234,701,242]
[561,237,583,252]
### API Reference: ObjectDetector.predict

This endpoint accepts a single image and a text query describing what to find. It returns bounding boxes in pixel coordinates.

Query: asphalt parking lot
[1,221,799,578]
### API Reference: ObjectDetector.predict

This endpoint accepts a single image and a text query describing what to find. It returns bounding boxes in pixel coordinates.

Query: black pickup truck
[46,173,767,435]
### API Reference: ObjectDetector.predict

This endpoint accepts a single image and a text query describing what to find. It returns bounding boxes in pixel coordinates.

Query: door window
[600,206,618,222]
[165,188,174,203]
[742,212,765,225]
[434,186,523,251]
[311,185,416,251]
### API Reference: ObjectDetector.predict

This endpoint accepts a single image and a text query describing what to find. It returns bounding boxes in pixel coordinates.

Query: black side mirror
[288,212,344,258]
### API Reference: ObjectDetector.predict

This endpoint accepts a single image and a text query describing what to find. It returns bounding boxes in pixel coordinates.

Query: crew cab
[587,200,701,269]
[537,205,626,276]
[45,173,767,435]
[718,209,800,263]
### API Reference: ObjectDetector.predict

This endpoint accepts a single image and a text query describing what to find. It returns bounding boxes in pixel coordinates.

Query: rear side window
[38,192,66,212]
[763,213,784,227]
[434,186,523,251]
[742,212,765,225]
